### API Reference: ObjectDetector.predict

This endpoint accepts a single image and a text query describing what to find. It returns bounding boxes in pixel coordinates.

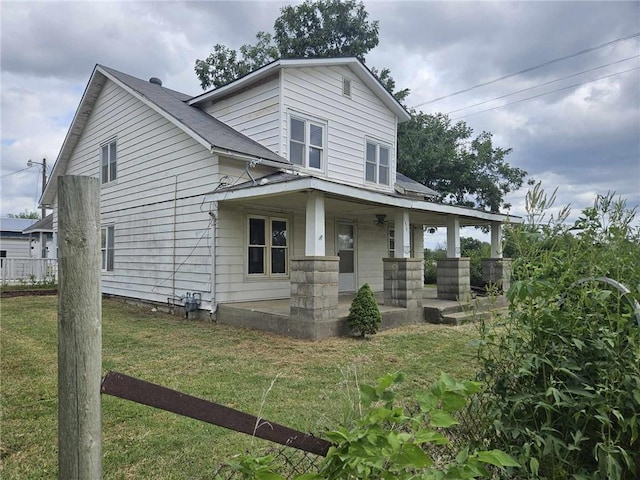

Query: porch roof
[205,173,520,227]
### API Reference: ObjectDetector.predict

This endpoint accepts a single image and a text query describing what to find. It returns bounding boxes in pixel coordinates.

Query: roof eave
[189,57,411,122]
[206,176,520,225]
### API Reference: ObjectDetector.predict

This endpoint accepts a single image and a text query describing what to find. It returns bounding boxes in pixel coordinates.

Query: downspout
[172,176,178,303]
[209,201,218,316]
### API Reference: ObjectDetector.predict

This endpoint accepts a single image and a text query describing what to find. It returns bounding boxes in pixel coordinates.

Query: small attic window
[342,77,352,98]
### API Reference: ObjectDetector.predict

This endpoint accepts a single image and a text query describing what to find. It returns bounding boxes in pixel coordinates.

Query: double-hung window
[101,226,115,272]
[248,216,288,277]
[365,140,390,185]
[289,115,325,171]
[101,140,117,184]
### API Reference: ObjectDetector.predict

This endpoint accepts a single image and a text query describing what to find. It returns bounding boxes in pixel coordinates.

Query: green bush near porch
[346,283,381,337]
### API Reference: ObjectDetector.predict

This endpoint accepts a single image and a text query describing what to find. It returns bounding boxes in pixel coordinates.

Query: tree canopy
[397,112,526,212]
[195,0,378,90]
[194,0,527,212]
[7,210,40,219]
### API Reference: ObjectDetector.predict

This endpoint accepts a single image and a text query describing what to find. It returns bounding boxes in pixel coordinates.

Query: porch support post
[383,258,423,311]
[490,222,503,258]
[446,215,460,258]
[305,191,325,256]
[438,215,469,300]
[483,221,510,293]
[290,256,339,340]
[394,210,411,258]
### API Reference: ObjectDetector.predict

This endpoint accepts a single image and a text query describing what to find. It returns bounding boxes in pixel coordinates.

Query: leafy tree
[7,210,40,219]
[346,283,381,337]
[460,237,491,287]
[397,112,527,212]
[195,0,379,90]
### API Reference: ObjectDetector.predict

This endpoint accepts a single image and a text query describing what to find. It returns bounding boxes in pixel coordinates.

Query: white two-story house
[41,57,512,339]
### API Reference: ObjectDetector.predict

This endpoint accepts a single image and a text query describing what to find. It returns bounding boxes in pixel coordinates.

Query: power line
[446,54,640,115]
[451,66,640,121]
[414,32,640,108]
[0,166,32,179]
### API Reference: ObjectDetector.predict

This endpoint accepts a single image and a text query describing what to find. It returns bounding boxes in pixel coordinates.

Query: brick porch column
[383,258,423,310]
[482,258,512,293]
[289,256,339,340]
[437,257,471,301]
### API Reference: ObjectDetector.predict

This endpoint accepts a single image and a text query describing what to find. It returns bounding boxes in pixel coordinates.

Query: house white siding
[0,238,31,258]
[204,75,281,153]
[57,79,224,306]
[280,66,397,191]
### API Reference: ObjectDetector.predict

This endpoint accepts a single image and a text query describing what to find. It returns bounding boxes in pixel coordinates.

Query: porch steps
[423,294,509,326]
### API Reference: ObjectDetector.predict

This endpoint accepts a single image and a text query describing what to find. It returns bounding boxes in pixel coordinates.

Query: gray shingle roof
[99,65,289,165]
[395,173,439,199]
[1,218,37,233]
[22,214,53,233]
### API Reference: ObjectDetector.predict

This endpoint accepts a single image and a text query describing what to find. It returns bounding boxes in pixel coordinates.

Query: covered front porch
[207,173,516,339]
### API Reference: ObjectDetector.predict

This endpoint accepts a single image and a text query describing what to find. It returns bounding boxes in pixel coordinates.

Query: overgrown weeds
[475,185,640,479]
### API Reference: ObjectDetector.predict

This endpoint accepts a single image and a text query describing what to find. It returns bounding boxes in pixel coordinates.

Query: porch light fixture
[375,214,387,226]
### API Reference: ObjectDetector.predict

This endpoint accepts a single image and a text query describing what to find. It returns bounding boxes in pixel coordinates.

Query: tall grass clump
[475,184,640,479]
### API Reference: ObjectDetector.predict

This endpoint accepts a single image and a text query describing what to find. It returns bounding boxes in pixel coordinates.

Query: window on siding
[248,216,288,276]
[365,140,390,185]
[388,226,415,258]
[289,115,325,171]
[101,226,115,271]
[101,140,117,184]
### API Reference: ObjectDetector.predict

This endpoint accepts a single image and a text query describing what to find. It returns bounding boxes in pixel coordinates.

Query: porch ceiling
[206,175,519,227]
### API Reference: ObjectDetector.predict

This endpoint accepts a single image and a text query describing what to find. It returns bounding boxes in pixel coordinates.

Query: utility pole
[27,157,48,258]
[41,157,47,220]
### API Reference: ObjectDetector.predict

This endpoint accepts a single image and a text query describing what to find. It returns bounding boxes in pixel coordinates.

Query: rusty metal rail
[101,371,332,456]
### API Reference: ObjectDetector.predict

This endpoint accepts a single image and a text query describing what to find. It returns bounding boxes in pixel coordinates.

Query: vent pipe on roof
[149,77,162,86]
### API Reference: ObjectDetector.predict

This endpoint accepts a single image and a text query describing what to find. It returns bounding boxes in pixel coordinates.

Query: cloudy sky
[1,0,639,244]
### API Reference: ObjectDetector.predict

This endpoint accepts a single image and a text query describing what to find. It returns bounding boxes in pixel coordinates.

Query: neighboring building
[22,214,54,259]
[0,217,37,261]
[41,58,513,338]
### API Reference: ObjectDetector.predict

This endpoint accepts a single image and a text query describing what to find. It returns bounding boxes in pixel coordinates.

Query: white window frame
[100,139,117,184]
[101,225,115,272]
[288,113,327,172]
[365,139,391,186]
[246,215,289,278]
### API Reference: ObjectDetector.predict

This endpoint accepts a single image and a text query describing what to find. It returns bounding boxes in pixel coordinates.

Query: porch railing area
[0,258,58,285]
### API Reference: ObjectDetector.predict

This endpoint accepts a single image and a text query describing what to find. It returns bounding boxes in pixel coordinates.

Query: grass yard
[1,295,482,479]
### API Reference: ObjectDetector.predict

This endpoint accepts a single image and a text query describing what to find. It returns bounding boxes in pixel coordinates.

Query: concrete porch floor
[220,287,475,317]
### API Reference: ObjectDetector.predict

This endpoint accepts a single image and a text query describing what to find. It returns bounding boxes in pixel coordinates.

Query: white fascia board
[205,176,519,223]
[98,67,212,152]
[41,66,106,206]
[210,147,297,171]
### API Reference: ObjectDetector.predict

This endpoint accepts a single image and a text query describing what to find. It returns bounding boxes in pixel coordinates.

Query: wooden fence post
[58,176,102,479]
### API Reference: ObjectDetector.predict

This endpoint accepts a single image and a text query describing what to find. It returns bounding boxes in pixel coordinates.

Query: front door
[337,222,356,292]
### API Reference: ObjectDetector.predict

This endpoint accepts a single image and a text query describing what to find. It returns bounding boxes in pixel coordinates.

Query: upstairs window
[248,216,288,277]
[101,226,115,271]
[365,140,390,186]
[101,140,117,184]
[289,115,325,171]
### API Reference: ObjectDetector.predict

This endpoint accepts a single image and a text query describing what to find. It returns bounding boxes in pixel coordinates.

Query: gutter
[209,147,300,173]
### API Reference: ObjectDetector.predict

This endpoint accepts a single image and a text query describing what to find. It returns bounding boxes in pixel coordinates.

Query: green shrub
[346,283,381,337]
[222,373,519,479]
[475,185,640,479]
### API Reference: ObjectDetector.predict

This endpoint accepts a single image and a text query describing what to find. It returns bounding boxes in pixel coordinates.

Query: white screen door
[337,222,356,292]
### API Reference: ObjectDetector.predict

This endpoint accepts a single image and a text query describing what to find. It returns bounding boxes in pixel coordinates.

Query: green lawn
[1,295,482,479]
